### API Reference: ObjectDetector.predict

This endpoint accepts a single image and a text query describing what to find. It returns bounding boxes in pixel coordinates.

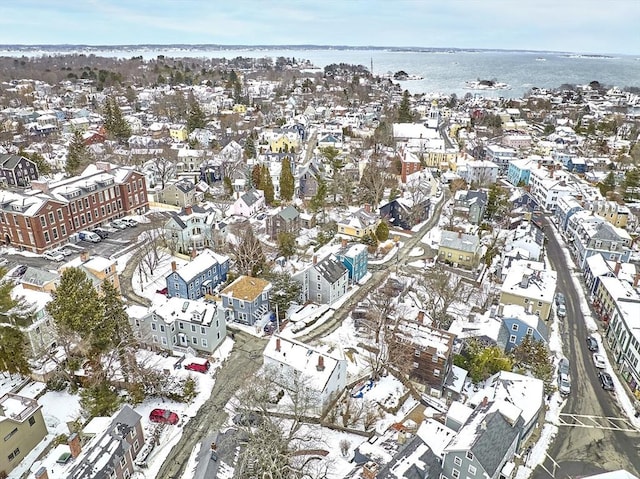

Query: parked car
[593,353,606,369]
[156,287,168,296]
[122,218,138,227]
[0,258,8,268]
[184,358,210,373]
[149,408,179,425]
[110,220,128,230]
[78,230,101,243]
[11,264,27,277]
[555,292,565,306]
[598,371,614,391]
[558,373,571,396]
[558,357,570,376]
[586,336,599,352]
[43,250,65,262]
[57,247,73,257]
[92,228,109,239]
[557,304,567,318]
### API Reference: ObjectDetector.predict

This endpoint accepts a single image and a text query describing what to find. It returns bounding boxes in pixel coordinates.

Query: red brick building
[0,161,148,253]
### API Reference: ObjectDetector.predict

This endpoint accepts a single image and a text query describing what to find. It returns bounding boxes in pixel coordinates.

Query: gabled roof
[277,205,300,221]
[315,256,348,284]
[241,189,262,207]
[0,154,30,170]
[439,231,480,253]
[20,266,59,288]
[221,275,271,302]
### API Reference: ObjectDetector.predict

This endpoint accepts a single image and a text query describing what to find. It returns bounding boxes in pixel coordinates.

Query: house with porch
[605,298,640,396]
[220,275,272,325]
[438,231,481,270]
[165,249,229,300]
[293,255,349,306]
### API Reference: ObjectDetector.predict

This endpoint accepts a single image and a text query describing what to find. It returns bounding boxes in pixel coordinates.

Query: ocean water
[3,46,640,98]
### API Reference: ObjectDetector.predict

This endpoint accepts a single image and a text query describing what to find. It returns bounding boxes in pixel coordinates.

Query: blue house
[166,249,230,300]
[497,304,549,353]
[220,275,272,325]
[337,243,369,283]
[553,196,583,233]
[567,156,586,174]
[506,158,537,186]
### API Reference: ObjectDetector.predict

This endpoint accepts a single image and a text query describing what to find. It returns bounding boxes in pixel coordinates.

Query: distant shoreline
[0,44,622,57]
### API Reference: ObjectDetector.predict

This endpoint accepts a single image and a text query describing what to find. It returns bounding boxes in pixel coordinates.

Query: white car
[557,304,567,318]
[593,353,606,369]
[43,251,65,262]
[0,257,8,267]
[110,220,128,230]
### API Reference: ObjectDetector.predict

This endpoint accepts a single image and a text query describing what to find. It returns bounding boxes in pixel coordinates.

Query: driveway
[532,216,640,478]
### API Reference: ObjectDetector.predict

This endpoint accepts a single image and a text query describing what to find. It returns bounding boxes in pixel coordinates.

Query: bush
[46,376,68,392]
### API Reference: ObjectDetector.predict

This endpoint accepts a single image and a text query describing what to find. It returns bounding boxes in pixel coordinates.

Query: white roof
[169,249,227,283]
[501,259,556,304]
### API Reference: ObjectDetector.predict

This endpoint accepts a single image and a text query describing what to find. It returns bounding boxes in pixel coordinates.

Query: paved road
[155,330,266,479]
[533,217,640,478]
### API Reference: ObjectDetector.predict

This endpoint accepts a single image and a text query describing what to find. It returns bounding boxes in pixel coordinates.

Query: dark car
[555,292,565,306]
[586,336,599,352]
[156,287,168,296]
[598,371,614,391]
[149,408,179,425]
[11,264,28,277]
[92,228,109,239]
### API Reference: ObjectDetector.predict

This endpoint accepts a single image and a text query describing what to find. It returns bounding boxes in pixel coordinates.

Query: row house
[586,199,630,229]
[554,195,584,232]
[0,154,39,187]
[293,255,349,306]
[506,157,538,187]
[484,144,517,175]
[131,298,227,355]
[0,162,148,253]
[605,298,640,395]
[567,214,631,270]
[165,249,229,300]
[499,260,556,321]
[593,273,640,325]
[528,166,574,213]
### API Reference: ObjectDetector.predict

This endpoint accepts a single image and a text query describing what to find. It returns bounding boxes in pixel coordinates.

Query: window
[434,369,440,377]
[452,469,460,479]
[537,301,542,307]
[468,465,477,475]
[202,339,208,347]
[44,231,50,242]
[40,215,46,227]
[432,354,438,363]
[413,362,419,369]
[133,439,139,452]
[4,427,18,441]
[160,325,165,332]
[52,227,59,240]
[151,323,157,331]
[48,212,54,224]
[454,457,462,467]
[192,337,198,345]
[179,322,184,330]
[57,209,63,220]
[511,324,519,331]
[414,349,421,357]
[161,337,167,345]
[201,326,205,334]
[191,325,196,332]
[509,335,517,343]
[7,447,20,461]
[527,327,533,335]
[466,451,474,461]
[29,416,36,426]
[120,457,126,469]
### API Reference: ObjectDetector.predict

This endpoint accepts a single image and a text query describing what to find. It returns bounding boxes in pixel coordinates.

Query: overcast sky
[1,0,638,55]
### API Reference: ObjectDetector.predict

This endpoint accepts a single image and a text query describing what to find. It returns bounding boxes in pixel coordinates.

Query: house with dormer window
[499,260,556,321]
[220,275,272,325]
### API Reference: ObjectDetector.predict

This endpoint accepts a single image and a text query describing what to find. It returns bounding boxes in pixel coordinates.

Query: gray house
[441,399,524,479]
[293,255,349,305]
[156,178,203,208]
[453,189,488,225]
[0,154,39,187]
[266,205,301,240]
[220,275,272,325]
[131,298,227,355]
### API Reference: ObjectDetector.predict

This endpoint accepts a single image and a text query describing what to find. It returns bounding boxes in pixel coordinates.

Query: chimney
[550,169,554,179]
[95,161,111,172]
[363,461,379,479]
[458,230,462,239]
[276,338,281,352]
[68,432,81,458]
[30,180,50,193]
[171,261,177,272]
[34,467,49,479]
[364,203,371,213]
[313,254,318,265]
[634,272,640,288]
[317,355,325,371]
[341,238,348,249]
[185,205,193,216]
[481,396,488,407]
[417,310,425,324]
[614,261,621,276]
[80,250,89,263]
[191,248,198,259]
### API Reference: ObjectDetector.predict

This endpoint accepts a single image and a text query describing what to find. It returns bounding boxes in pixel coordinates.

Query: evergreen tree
[251,164,262,189]
[397,90,413,123]
[186,94,206,133]
[310,178,327,222]
[266,272,302,320]
[66,129,89,176]
[99,280,135,373]
[46,268,101,353]
[103,97,131,144]
[261,165,275,205]
[20,149,51,176]
[0,267,35,327]
[277,232,296,259]
[375,221,390,242]
[245,136,257,159]
[623,168,640,200]
[485,184,508,220]
[223,176,233,198]
[0,326,31,377]
[80,382,121,417]
[598,171,616,197]
[279,157,295,201]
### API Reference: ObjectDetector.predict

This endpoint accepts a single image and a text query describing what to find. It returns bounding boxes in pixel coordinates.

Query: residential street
[533,217,640,478]
[155,330,266,479]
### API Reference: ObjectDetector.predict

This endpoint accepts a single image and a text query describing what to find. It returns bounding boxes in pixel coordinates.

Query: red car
[149,408,179,425]
[184,358,210,373]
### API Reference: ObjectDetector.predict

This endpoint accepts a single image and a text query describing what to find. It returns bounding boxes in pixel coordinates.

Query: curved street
[533,217,640,478]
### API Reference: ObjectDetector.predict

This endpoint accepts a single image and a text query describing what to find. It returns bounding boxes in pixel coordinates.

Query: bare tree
[150,156,176,189]
[359,157,394,208]
[227,224,265,277]
[137,229,169,281]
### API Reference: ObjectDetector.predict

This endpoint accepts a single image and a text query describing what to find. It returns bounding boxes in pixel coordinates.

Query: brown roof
[221,275,270,301]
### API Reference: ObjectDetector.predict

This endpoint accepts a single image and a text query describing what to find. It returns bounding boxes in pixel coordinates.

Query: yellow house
[589,200,629,229]
[337,208,379,239]
[499,260,556,321]
[61,251,120,294]
[269,134,299,153]
[233,103,247,114]
[437,230,481,270]
[594,275,638,323]
[169,125,188,142]
[0,393,48,475]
